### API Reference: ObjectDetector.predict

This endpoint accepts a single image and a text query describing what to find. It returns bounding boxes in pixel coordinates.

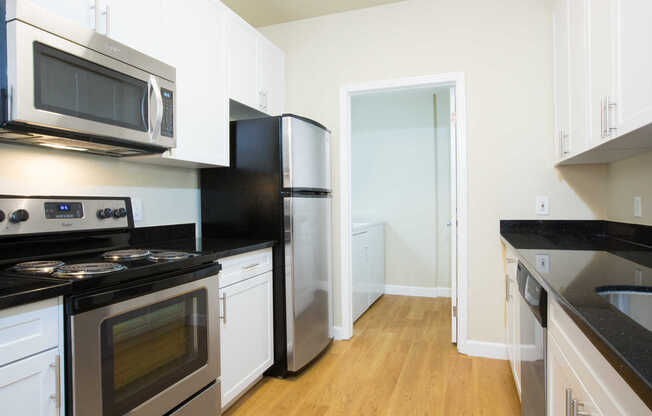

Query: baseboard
[462,340,508,360]
[384,284,451,298]
[332,326,349,340]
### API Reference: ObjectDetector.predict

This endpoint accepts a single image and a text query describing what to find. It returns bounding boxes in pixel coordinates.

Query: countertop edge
[0,282,71,311]
[212,240,275,259]
[500,234,652,409]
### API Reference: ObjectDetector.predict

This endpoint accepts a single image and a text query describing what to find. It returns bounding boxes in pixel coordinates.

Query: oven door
[70,272,218,416]
[6,20,175,150]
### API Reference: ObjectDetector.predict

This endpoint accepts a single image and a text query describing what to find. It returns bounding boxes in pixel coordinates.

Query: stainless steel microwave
[0,0,176,156]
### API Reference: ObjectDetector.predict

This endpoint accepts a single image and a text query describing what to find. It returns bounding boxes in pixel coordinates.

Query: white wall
[352,87,450,289]
[261,0,608,344]
[606,151,652,226]
[0,143,200,230]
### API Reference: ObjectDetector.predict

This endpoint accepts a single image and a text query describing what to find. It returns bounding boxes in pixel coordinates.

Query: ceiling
[221,0,407,27]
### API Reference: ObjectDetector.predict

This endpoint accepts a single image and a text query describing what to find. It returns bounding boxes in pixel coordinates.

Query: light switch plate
[536,254,550,274]
[634,196,642,218]
[536,196,550,216]
[132,198,143,221]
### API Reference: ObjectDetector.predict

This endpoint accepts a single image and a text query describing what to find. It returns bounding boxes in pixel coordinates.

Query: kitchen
[0,0,650,415]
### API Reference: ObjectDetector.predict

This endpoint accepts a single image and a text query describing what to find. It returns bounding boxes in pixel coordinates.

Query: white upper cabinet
[556,0,652,165]
[227,8,259,110]
[611,0,652,136]
[257,35,285,116]
[552,0,571,159]
[226,7,285,116]
[30,0,94,29]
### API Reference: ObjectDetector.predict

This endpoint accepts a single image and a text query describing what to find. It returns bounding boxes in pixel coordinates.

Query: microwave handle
[148,75,163,141]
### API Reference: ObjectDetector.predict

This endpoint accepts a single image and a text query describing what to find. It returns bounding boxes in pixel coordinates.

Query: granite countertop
[0,276,71,310]
[142,237,275,259]
[500,220,652,409]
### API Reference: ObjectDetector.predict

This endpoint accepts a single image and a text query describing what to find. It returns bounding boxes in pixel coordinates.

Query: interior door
[449,87,458,343]
[284,195,332,372]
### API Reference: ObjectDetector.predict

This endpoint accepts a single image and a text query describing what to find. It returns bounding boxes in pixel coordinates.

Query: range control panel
[0,197,131,236]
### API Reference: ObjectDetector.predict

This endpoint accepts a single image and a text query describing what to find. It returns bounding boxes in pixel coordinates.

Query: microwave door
[6,20,175,149]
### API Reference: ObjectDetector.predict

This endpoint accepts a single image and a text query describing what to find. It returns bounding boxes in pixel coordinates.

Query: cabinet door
[100,0,167,61]
[30,0,94,29]
[587,0,614,145]
[256,36,285,115]
[548,334,603,416]
[226,8,259,109]
[0,349,60,416]
[352,231,369,323]
[612,0,652,136]
[161,0,229,166]
[568,0,589,154]
[219,272,273,409]
[552,0,572,159]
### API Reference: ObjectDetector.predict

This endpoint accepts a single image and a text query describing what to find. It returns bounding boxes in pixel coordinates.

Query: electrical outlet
[634,196,642,218]
[635,269,643,285]
[536,254,550,274]
[536,196,550,216]
[132,198,143,221]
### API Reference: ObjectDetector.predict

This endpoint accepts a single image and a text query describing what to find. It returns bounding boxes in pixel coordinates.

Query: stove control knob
[9,209,29,223]
[97,208,113,219]
[0,210,4,222]
[115,208,127,218]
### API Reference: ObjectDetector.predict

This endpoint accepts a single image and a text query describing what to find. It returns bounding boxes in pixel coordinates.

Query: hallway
[224,295,521,415]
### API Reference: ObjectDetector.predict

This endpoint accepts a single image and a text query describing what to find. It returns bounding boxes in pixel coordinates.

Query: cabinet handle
[608,99,617,135]
[220,293,227,324]
[572,399,590,416]
[93,0,100,32]
[505,274,510,301]
[600,97,607,138]
[506,257,517,264]
[242,263,260,271]
[50,354,61,415]
[566,388,573,416]
[102,4,111,36]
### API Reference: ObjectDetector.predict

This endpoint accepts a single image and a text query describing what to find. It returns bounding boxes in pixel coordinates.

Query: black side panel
[200,116,288,376]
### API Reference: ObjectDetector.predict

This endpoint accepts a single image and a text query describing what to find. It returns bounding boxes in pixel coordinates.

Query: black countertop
[0,223,275,311]
[500,220,652,409]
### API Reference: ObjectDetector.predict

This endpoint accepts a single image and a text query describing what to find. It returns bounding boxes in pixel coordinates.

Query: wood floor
[224,295,521,416]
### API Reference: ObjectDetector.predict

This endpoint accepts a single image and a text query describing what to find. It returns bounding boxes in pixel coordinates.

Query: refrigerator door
[284,195,332,372]
[282,116,331,191]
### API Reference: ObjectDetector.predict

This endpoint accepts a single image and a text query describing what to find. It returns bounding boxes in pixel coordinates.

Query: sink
[596,286,652,332]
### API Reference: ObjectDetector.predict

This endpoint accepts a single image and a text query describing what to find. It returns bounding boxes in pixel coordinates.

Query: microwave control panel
[161,88,174,138]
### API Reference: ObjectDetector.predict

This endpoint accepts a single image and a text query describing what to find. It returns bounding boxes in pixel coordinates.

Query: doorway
[338,73,468,353]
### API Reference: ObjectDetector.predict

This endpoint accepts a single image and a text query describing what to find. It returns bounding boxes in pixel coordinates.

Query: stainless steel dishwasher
[517,262,548,416]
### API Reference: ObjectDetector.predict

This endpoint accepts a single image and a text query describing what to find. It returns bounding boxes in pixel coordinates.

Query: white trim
[383,285,451,298]
[332,326,347,341]
[463,340,508,360]
[339,72,469,352]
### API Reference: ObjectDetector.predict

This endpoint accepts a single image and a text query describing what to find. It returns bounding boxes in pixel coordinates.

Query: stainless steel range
[0,196,220,416]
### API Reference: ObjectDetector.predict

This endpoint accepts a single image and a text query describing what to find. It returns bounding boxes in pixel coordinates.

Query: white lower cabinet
[219,270,273,410]
[352,223,385,323]
[502,245,521,398]
[0,348,60,416]
[0,298,63,416]
[547,297,650,415]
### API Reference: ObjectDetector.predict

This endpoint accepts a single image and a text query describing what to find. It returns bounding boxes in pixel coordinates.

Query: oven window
[33,42,148,132]
[100,289,208,416]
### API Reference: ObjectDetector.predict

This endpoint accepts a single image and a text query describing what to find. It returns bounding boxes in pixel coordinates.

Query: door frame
[338,72,469,353]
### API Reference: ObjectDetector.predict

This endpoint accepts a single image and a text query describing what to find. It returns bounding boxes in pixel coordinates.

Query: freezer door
[282,116,331,191]
[284,195,332,372]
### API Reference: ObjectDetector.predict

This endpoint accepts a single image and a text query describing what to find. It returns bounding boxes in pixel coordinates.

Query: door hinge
[452,305,457,318]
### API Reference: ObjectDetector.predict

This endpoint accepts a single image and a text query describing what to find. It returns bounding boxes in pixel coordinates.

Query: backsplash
[607,151,652,226]
[0,143,200,229]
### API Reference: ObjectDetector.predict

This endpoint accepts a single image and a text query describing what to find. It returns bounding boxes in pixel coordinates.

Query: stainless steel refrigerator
[201,114,332,376]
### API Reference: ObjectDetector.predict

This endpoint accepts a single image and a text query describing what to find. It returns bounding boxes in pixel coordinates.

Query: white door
[449,87,458,343]
[257,36,285,115]
[352,230,369,323]
[612,0,652,136]
[553,0,572,158]
[0,349,60,416]
[30,0,94,29]
[568,0,589,153]
[587,0,613,145]
[219,272,274,409]
[227,9,259,109]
